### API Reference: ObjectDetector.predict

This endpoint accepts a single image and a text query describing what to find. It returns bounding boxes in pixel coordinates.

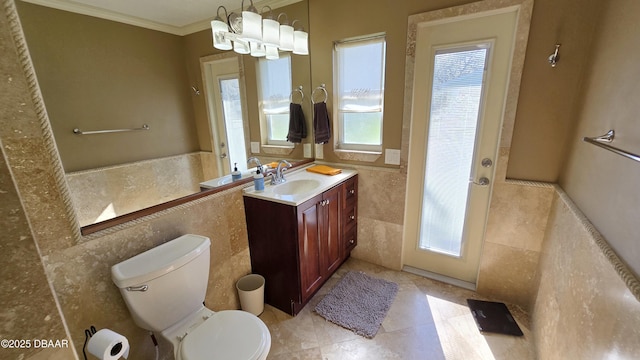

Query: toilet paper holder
[83,327,130,360]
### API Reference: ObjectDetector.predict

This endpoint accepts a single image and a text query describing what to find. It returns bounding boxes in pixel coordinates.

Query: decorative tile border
[3,0,82,241]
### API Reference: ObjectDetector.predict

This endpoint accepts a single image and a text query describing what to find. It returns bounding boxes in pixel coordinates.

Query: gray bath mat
[314,271,399,338]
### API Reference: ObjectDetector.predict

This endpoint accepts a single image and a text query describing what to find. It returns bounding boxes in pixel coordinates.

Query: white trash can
[236,274,265,316]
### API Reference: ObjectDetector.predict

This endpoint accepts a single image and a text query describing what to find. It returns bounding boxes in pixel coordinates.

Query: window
[257,54,292,146]
[334,35,386,152]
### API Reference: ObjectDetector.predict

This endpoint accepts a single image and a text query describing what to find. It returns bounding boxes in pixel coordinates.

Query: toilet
[111,234,271,360]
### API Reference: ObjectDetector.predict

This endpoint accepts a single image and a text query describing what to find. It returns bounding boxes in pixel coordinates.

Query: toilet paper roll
[87,329,130,360]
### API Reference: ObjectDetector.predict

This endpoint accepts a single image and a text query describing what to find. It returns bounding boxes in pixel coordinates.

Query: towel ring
[290,86,304,104]
[312,84,328,104]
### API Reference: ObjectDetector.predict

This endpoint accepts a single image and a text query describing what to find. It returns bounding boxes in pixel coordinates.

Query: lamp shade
[250,42,266,57]
[279,24,294,51]
[262,18,280,47]
[211,19,232,50]
[265,46,279,60]
[233,39,250,54]
[241,11,262,42]
[293,30,309,55]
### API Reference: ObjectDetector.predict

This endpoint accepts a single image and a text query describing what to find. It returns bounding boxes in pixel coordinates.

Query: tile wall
[66,152,212,226]
[531,189,640,359]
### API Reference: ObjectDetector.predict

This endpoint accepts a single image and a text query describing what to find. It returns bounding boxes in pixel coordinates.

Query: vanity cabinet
[243,175,358,315]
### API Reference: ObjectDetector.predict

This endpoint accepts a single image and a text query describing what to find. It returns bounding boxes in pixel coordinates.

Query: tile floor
[259,258,534,360]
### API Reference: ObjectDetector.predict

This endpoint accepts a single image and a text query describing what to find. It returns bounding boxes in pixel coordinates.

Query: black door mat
[466,299,523,336]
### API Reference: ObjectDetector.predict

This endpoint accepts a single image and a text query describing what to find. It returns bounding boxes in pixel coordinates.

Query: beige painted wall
[16,2,199,172]
[560,0,640,277]
[506,0,603,181]
[309,0,602,180]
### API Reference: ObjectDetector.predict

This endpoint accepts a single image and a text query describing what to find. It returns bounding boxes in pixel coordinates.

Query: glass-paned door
[202,56,249,177]
[404,8,519,285]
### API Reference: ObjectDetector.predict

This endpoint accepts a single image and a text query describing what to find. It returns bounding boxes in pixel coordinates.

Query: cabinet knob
[349,239,355,244]
[320,199,330,206]
[349,189,355,195]
[349,215,355,220]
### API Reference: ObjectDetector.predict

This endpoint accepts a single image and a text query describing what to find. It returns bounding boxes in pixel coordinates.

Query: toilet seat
[179,310,271,360]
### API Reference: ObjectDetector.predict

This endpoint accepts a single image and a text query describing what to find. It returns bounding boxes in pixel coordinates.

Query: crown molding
[20,0,302,36]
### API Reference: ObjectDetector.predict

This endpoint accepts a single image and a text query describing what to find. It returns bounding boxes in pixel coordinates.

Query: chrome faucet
[247,157,264,176]
[271,160,292,185]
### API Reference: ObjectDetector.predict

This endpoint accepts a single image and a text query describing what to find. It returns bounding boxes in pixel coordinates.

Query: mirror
[15,0,312,230]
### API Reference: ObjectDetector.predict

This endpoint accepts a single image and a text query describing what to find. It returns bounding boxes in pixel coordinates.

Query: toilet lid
[180,310,270,360]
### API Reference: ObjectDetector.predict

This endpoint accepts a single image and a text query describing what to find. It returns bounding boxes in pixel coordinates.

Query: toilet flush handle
[126,285,148,292]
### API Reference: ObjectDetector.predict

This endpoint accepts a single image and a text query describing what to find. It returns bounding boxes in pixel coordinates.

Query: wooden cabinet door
[321,185,342,276]
[297,194,323,301]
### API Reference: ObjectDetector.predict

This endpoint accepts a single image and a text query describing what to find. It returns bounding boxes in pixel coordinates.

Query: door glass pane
[220,77,247,171]
[419,46,489,256]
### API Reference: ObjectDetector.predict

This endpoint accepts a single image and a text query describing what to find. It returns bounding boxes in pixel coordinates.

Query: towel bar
[73,124,150,135]
[583,130,640,163]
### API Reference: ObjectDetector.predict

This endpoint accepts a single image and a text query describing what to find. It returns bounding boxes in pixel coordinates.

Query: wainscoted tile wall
[476,147,556,309]
[532,189,640,359]
[66,152,212,226]
[0,145,75,360]
[351,166,406,270]
[42,187,252,359]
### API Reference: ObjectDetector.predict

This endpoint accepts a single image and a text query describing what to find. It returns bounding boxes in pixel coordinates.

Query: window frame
[333,34,387,153]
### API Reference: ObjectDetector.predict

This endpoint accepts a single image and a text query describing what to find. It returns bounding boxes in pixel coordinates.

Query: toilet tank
[111,234,211,332]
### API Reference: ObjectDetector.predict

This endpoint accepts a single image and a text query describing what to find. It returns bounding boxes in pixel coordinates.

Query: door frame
[399,0,534,286]
[200,53,251,177]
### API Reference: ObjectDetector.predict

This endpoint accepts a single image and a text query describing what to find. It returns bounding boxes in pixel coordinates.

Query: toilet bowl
[111,234,271,360]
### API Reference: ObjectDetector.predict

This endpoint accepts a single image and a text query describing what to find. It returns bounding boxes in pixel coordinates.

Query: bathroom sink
[243,164,358,206]
[272,179,321,195]
[199,168,257,189]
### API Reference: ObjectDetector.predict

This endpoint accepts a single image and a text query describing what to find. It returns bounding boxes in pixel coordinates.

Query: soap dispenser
[253,167,265,191]
[231,163,241,181]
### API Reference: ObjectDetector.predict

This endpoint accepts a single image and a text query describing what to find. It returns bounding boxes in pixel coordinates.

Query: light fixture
[211,1,309,59]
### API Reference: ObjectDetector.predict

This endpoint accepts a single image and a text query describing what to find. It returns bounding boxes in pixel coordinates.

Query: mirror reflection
[15,0,312,228]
